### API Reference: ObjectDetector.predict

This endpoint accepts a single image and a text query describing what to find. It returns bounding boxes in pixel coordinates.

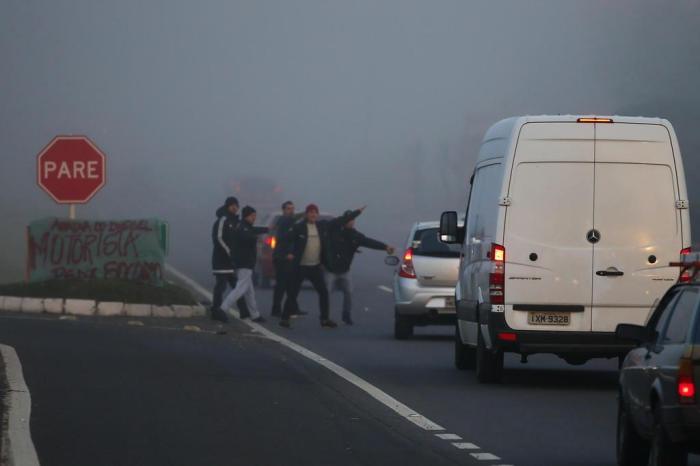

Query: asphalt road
[0,313,473,466]
[197,254,700,466]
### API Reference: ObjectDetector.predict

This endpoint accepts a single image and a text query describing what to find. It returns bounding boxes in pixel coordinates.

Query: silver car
[391,221,460,339]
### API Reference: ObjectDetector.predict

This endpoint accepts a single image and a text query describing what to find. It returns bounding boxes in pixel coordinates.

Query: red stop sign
[37,136,106,204]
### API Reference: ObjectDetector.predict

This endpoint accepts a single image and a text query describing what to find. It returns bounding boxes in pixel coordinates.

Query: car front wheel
[616,398,648,466]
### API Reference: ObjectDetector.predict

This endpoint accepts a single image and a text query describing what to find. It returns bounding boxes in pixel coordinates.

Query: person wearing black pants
[210,196,250,322]
[280,204,364,329]
[270,201,303,317]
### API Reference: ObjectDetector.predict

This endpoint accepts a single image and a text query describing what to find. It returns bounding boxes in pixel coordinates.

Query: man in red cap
[280,204,365,328]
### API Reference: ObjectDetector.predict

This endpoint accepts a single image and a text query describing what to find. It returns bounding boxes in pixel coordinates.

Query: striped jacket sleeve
[216,216,231,256]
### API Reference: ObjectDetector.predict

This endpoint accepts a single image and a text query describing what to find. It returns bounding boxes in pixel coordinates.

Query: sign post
[36,136,106,215]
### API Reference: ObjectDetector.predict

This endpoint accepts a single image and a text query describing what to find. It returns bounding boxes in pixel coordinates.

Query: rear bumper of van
[486,312,634,359]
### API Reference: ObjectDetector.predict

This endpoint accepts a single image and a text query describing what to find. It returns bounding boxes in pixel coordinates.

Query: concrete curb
[64,299,96,316]
[96,301,125,317]
[44,298,64,314]
[19,298,43,314]
[3,297,23,312]
[123,303,152,317]
[0,296,205,319]
[152,305,175,318]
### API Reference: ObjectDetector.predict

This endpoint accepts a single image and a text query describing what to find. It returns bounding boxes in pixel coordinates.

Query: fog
[2,0,700,282]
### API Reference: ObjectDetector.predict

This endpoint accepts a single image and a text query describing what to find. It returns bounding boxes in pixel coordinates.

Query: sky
[1,0,699,282]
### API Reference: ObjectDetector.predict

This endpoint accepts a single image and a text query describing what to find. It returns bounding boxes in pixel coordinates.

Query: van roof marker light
[577,117,614,123]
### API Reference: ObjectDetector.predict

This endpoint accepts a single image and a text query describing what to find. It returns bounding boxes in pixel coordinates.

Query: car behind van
[392,221,461,339]
[440,115,691,383]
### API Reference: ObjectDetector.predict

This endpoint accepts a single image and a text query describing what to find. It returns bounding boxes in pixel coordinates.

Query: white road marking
[471,452,501,460]
[436,433,462,440]
[248,321,444,430]
[165,264,444,432]
[0,344,41,466]
[166,264,514,463]
[452,442,480,450]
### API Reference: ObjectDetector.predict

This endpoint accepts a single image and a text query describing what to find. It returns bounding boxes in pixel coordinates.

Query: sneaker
[290,310,309,318]
[320,319,338,328]
[211,308,229,323]
[279,319,291,328]
[252,316,267,323]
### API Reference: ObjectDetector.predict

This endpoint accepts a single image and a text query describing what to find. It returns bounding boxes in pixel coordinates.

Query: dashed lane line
[0,344,41,466]
[165,264,512,463]
[436,433,462,440]
[452,442,480,450]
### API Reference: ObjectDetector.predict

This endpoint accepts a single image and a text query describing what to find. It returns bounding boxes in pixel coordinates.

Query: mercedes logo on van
[586,229,601,244]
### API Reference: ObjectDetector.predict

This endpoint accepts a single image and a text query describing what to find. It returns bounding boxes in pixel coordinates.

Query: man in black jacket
[270,200,304,317]
[279,204,363,329]
[221,206,269,322]
[324,210,395,325]
[211,197,250,322]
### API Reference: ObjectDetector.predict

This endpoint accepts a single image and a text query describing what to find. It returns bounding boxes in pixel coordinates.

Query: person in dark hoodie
[211,196,250,322]
[221,206,269,322]
[279,204,364,329]
[270,200,305,317]
[324,210,395,325]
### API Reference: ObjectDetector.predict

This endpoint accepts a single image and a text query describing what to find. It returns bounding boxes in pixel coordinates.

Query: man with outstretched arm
[221,206,269,323]
[279,205,365,329]
[324,209,394,325]
[210,196,250,322]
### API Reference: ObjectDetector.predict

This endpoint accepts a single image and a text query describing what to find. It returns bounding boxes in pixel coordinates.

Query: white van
[439,115,691,383]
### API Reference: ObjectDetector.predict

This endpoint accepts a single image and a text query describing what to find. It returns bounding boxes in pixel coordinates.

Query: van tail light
[679,247,693,282]
[678,357,696,404]
[399,248,417,279]
[489,243,506,305]
[264,236,277,249]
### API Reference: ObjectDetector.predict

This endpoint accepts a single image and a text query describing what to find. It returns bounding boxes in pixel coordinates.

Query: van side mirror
[384,256,400,266]
[615,323,655,346]
[440,211,459,243]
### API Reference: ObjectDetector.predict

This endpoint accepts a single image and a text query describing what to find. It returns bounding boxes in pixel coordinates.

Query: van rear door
[503,123,594,332]
[591,123,683,331]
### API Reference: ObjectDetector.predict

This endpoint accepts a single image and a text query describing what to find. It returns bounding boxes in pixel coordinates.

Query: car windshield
[412,228,461,257]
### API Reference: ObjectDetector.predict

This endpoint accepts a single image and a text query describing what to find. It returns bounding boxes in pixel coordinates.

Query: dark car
[616,281,700,466]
